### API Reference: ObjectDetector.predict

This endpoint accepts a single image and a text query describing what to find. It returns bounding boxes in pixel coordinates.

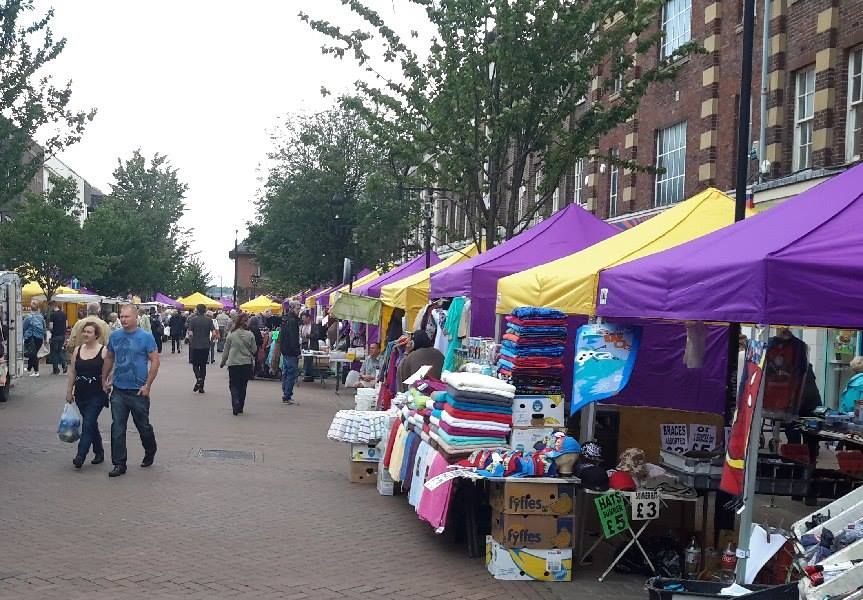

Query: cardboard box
[349,461,378,484]
[350,442,383,462]
[377,462,395,495]
[489,481,576,515]
[491,513,576,549]
[509,427,561,452]
[512,396,565,427]
[485,536,572,582]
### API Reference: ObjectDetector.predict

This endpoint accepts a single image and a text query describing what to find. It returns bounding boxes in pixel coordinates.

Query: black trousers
[26,337,43,372]
[191,348,209,382]
[228,364,253,412]
[171,336,182,353]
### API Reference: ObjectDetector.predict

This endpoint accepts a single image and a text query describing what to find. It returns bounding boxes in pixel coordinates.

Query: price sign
[661,424,689,454]
[594,491,629,539]
[689,424,717,451]
[632,490,661,521]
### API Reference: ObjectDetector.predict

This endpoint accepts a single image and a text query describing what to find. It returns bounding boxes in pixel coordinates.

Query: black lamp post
[232,229,239,307]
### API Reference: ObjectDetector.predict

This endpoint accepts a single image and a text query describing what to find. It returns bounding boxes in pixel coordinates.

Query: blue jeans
[49,336,66,371]
[110,388,157,467]
[75,393,104,459]
[281,356,299,401]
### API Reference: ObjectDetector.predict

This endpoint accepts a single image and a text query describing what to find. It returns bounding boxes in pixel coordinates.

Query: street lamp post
[232,229,239,307]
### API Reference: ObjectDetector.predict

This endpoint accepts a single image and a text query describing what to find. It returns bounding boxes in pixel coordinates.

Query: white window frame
[612,54,625,94]
[847,47,863,162]
[552,186,561,212]
[793,67,815,171]
[661,0,691,59]
[574,158,585,206]
[654,121,687,207]
[608,149,620,217]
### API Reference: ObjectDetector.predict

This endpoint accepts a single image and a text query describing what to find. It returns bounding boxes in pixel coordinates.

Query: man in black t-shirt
[48,302,68,375]
[187,304,215,393]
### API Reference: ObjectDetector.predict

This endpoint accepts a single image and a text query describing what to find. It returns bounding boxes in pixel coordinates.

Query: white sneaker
[29,372,39,377]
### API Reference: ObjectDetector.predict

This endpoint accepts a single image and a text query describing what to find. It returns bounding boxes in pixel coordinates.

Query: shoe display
[108,465,126,478]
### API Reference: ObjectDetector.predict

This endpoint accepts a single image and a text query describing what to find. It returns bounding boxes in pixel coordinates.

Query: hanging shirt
[432,308,449,355]
[417,449,455,533]
[408,441,434,509]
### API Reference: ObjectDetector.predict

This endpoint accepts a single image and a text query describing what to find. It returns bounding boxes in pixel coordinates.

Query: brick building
[426,0,863,246]
[587,0,863,221]
[228,242,261,303]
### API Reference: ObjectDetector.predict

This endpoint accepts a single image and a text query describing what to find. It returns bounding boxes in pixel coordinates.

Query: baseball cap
[609,470,637,491]
[578,465,610,491]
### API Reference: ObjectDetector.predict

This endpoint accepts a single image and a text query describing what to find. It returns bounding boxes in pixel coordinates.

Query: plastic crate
[660,450,724,476]
[646,578,796,600]
[756,454,811,497]
[810,470,863,500]
[838,451,863,477]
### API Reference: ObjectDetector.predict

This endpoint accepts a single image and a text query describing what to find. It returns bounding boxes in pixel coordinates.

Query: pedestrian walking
[67,302,110,349]
[150,309,164,354]
[215,309,231,353]
[23,301,46,377]
[108,312,122,331]
[168,310,184,353]
[187,304,215,393]
[206,310,217,364]
[48,302,68,375]
[279,301,301,404]
[220,313,257,415]
[102,304,160,478]
[65,322,107,469]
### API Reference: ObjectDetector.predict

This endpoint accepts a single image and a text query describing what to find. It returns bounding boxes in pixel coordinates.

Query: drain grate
[196,449,255,461]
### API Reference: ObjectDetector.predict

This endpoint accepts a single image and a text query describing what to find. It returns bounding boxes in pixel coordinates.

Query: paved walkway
[0,350,648,600]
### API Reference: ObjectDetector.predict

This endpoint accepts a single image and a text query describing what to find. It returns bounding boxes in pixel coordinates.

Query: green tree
[169,255,212,298]
[302,0,700,247]
[248,107,417,292]
[0,175,92,300]
[0,0,96,211]
[82,150,189,296]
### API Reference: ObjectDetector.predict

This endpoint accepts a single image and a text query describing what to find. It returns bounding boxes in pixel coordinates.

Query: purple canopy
[429,204,618,336]
[597,163,863,328]
[353,253,441,298]
[219,297,235,310]
[154,292,182,309]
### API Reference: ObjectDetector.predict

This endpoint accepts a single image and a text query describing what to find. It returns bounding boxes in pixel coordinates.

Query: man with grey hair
[278,301,302,404]
[67,302,109,348]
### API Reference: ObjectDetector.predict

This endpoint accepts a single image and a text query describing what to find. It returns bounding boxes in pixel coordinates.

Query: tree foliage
[0,175,92,300]
[168,254,211,298]
[301,0,700,247]
[82,151,190,297]
[0,0,96,210]
[247,107,418,292]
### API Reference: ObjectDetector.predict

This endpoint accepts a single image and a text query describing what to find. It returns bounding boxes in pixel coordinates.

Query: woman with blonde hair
[65,322,108,468]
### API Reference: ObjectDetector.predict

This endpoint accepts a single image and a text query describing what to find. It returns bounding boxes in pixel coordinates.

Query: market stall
[153,292,183,309]
[429,203,617,337]
[240,295,282,315]
[379,243,479,332]
[177,292,223,311]
[594,162,863,590]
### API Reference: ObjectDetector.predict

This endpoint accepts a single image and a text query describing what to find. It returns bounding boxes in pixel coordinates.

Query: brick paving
[0,351,650,600]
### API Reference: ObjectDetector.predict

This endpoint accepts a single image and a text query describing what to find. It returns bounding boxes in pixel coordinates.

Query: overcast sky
[37,0,424,289]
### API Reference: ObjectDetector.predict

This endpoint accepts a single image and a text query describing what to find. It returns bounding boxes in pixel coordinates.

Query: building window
[793,67,815,171]
[552,186,561,212]
[847,47,863,162]
[661,0,691,58]
[611,54,625,94]
[574,158,585,206]
[608,149,620,217]
[655,121,687,207]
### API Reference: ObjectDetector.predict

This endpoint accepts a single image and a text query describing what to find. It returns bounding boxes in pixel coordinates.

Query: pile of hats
[497,306,567,395]
[428,372,516,459]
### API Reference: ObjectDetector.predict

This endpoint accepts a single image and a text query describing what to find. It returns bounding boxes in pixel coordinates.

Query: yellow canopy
[22,282,78,303]
[380,243,480,326]
[328,270,381,305]
[240,295,282,315]
[179,291,224,310]
[496,188,751,316]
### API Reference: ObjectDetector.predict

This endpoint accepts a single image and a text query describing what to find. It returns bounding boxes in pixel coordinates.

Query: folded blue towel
[512,307,567,320]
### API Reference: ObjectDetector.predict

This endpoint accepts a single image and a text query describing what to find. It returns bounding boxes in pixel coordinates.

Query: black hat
[577,464,609,492]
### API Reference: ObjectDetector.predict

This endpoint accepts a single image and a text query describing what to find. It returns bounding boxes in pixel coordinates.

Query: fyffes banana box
[491,513,575,549]
[489,481,577,515]
[486,536,573,582]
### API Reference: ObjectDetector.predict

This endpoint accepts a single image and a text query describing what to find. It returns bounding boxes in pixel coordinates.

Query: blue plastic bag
[57,403,82,443]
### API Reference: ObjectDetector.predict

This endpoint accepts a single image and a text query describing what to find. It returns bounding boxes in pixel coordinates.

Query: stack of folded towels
[428,372,516,459]
[497,306,568,395]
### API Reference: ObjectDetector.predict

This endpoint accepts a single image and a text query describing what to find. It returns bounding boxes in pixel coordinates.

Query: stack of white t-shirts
[355,387,378,411]
[327,409,397,443]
